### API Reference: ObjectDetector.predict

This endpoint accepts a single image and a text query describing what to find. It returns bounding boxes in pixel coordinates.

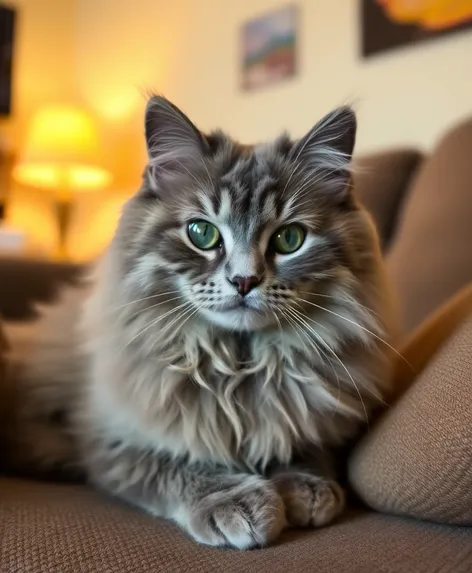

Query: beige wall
[69,0,177,259]
[2,0,78,255]
[77,0,472,154]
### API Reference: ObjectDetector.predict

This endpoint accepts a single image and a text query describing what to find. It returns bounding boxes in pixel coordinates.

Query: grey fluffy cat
[1,95,396,549]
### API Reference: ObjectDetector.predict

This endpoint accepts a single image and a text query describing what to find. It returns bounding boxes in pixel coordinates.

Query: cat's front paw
[272,472,345,528]
[185,475,285,549]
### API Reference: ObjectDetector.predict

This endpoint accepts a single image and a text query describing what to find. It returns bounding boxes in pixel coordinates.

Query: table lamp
[12,104,112,259]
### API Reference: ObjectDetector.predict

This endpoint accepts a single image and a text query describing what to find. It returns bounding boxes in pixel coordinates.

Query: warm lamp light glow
[13,104,112,194]
[89,83,144,121]
[12,104,113,260]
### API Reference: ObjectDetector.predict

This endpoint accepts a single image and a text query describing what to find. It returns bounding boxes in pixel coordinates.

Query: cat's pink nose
[230,275,261,296]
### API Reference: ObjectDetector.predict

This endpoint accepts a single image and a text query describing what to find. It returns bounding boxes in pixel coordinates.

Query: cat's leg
[269,453,345,528]
[87,440,286,549]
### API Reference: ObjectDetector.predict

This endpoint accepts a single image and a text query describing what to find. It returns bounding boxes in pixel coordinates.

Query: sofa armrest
[350,285,472,526]
[0,258,84,321]
[391,282,472,400]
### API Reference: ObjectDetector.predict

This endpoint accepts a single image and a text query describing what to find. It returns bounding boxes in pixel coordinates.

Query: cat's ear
[291,106,357,198]
[145,95,207,176]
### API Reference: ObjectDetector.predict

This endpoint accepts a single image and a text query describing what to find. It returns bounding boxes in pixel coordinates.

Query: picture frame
[241,5,298,91]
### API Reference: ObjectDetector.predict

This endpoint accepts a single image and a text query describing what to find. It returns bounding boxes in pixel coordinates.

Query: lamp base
[55,199,73,260]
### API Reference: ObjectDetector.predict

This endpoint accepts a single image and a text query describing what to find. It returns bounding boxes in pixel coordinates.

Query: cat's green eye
[188,220,221,250]
[271,224,305,254]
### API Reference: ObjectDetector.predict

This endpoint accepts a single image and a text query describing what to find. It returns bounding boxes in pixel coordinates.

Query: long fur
[1,95,397,549]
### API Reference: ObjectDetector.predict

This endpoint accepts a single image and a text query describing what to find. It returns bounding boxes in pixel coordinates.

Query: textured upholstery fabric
[1,478,472,573]
[385,117,472,332]
[353,148,422,250]
[390,283,472,400]
[349,313,472,525]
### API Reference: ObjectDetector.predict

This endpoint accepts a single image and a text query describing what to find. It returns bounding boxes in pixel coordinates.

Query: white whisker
[288,305,387,407]
[281,306,342,416]
[124,302,192,349]
[286,305,369,423]
[297,290,381,320]
[145,303,199,357]
[127,295,183,320]
[279,307,313,357]
[156,303,197,340]
[295,296,411,368]
[110,290,181,312]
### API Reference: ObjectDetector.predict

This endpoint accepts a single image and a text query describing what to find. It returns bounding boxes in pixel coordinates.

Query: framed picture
[241,5,297,91]
[361,0,472,58]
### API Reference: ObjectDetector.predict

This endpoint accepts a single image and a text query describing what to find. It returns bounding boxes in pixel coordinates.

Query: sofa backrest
[353,149,423,252]
[356,115,472,333]
[385,116,472,333]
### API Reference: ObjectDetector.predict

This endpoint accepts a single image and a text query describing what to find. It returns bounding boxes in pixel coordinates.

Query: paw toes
[310,481,345,527]
[212,503,257,549]
[274,473,345,529]
[189,479,285,549]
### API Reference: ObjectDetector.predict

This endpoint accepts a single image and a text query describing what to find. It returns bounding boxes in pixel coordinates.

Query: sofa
[1,116,472,572]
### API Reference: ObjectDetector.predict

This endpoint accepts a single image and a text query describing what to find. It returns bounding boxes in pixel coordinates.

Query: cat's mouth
[201,298,273,330]
[222,299,264,314]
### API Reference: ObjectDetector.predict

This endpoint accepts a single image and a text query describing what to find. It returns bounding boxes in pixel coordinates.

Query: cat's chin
[201,307,275,332]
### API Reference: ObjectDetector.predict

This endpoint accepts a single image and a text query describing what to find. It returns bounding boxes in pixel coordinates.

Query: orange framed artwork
[361,0,472,57]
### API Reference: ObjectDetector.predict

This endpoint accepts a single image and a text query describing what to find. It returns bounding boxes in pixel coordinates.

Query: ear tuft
[291,106,357,198]
[145,94,207,176]
[293,106,356,165]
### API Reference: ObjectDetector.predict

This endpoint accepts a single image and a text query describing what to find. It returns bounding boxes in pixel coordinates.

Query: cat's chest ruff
[98,330,361,469]
[151,341,348,467]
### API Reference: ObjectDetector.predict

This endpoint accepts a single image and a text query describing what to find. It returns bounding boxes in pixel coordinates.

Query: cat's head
[116,95,374,332]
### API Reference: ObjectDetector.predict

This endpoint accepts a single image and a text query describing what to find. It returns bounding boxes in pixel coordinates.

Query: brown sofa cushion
[353,148,422,250]
[385,117,472,332]
[0,258,83,322]
[1,478,472,573]
[348,312,472,525]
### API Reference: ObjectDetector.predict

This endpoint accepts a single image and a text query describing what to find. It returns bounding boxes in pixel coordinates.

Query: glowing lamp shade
[13,105,112,259]
[13,105,111,196]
